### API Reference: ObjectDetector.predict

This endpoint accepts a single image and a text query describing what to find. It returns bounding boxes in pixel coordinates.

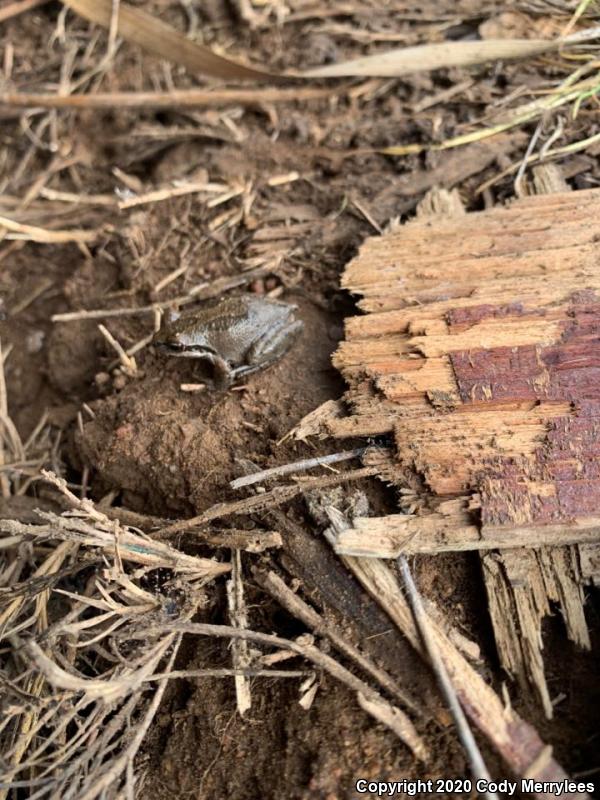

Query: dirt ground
[1,1,600,798]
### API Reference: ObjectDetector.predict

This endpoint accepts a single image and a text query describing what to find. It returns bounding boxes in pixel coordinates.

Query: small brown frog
[154,295,303,387]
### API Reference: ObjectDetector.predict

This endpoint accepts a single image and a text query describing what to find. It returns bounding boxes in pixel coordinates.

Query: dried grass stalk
[0,469,230,798]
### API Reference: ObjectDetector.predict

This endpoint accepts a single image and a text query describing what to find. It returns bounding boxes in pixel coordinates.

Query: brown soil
[1,2,599,799]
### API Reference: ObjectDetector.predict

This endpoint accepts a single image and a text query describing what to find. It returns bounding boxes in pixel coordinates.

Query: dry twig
[154,621,428,760]
[0,86,336,110]
[51,265,274,323]
[230,447,367,489]
[226,550,252,715]
[398,557,498,800]
[0,0,51,23]
[254,568,421,715]
[0,214,98,244]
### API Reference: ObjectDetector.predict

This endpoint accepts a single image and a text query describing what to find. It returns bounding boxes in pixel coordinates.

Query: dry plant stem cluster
[10,0,600,84]
[0,462,229,798]
[0,469,304,797]
[1,461,420,794]
[157,620,428,761]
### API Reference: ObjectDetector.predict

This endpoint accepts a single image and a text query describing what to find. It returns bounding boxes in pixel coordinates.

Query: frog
[153,295,303,388]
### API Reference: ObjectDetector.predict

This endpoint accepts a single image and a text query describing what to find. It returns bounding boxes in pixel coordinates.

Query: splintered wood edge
[332,186,600,535]
[334,549,583,788]
[334,514,600,557]
[339,188,600,311]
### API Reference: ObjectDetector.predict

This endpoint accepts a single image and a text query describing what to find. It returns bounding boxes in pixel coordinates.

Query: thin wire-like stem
[230,448,367,489]
[398,557,499,800]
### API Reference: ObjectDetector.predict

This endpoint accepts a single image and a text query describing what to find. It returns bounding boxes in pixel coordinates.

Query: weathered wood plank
[334,187,600,550]
[334,512,600,557]
[333,185,600,720]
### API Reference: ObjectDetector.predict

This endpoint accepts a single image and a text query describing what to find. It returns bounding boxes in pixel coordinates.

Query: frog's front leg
[195,351,233,388]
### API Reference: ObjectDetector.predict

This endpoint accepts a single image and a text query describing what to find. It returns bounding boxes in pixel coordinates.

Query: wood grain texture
[333,186,600,722]
[334,187,600,545]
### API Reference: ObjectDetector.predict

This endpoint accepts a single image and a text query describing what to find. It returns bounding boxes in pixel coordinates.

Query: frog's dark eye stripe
[190,344,218,355]
[174,343,219,356]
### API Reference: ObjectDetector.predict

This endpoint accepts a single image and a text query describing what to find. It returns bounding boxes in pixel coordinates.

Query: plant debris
[1,1,599,797]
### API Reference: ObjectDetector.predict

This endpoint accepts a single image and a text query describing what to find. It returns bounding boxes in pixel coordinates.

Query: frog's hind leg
[231,319,303,383]
[246,319,303,367]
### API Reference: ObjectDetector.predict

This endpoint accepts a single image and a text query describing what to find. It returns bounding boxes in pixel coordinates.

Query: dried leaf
[60,0,600,84]
[61,0,281,82]
[305,39,559,78]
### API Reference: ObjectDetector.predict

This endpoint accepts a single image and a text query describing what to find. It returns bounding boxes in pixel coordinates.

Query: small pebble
[113,373,127,391]
[250,279,265,295]
[95,371,110,387]
[26,330,45,354]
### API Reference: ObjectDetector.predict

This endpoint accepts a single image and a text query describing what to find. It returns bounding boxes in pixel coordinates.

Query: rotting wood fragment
[482,545,590,719]
[334,188,600,547]
[332,187,600,721]
[334,511,600,557]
